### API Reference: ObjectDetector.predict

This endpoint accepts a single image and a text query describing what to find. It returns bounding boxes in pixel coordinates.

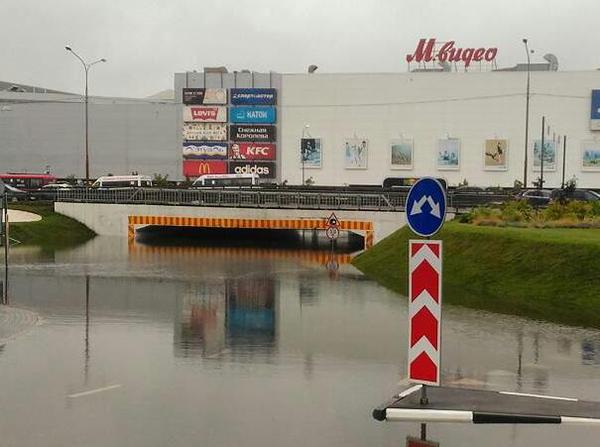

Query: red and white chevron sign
[408,240,442,385]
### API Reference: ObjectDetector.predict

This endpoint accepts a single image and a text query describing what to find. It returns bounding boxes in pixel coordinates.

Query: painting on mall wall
[300,138,322,168]
[390,139,413,169]
[484,139,508,170]
[437,138,460,170]
[582,141,600,171]
[344,138,368,169]
[533,140,557,171]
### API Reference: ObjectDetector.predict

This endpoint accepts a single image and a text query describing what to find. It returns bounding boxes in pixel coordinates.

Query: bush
[501,200,533,222]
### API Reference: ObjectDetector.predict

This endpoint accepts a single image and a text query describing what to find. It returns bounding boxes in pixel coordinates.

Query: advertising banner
[182,123,227,141]
[229,143,276,160]
[533,140,557,171]
[229,161,276,178]
[344,139,368,169]
[390,139,413,170]
[182,88,227,105]
[183,160,228,177]
[483,139,508,171]
[183,106,227,123]
[183,142,228,159]
[230,88,277,105]
[229,106,276,124]
[591,90,600,130]
[582,141,600,171]
[230,124,276,142]
[301,138,322,168]
[437,138,460,170]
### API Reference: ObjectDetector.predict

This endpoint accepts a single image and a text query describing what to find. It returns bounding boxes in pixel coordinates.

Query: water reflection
[4,237,600,447]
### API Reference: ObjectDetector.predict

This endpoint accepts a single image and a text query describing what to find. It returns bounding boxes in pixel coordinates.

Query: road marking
[68,384,122,399]
[499,391,578,402]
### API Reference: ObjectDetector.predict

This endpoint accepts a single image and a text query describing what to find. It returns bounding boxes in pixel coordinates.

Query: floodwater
[2,235,600,447]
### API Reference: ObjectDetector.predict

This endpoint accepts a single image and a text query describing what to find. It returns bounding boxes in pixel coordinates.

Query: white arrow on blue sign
[405,177,447,237]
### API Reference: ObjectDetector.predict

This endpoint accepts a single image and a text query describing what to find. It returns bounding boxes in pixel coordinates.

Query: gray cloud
[1,0,599,98]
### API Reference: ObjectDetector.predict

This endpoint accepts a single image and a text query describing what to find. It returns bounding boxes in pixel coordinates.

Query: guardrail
[55,188,512,212]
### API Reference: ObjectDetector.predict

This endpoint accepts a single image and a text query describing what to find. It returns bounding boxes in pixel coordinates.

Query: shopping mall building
[2,40,600,188]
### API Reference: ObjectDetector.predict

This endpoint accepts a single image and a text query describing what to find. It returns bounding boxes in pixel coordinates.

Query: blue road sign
[405,177,446,237]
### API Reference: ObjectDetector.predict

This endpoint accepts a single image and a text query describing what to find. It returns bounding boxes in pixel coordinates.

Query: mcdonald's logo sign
[182,160,228,177]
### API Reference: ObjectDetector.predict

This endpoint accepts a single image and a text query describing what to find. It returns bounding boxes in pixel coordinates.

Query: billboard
[230,88,277,105]
[437,138,460,170]
[582,140,600,171]
[183,160,228,177]
[182,123,227,141]
[229,143,276,160]
[229,106,276,124]
[533,140,557,171]
[183,142,228,159]
[390,139,413,170]
[229,161,276,178]
[183,106,227,123]
[592,90,600,131]
[230,125,276,142]
[484,139,508,170]
[301,138,322,168]
[182,88,227,105]
[344,138,368,169]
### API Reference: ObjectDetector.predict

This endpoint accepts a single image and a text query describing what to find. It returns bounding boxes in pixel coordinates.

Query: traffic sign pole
[405,177,447,395]
[408,240,442,386]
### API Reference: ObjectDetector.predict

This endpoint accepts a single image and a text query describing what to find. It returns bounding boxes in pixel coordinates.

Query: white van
[192,173,259,188]
[91,175,153,188]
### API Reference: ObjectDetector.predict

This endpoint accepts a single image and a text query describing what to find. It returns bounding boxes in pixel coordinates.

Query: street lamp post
[522,39,532,187]
[65,46,106,184]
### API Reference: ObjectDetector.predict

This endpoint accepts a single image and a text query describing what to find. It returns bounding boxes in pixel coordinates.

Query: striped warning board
[127,215,374,249]
[408,240,442,386]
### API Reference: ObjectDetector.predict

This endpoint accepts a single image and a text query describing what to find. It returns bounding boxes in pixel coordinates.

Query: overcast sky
[2,0,599,98]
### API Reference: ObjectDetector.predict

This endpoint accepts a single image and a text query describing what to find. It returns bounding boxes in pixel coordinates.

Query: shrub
[501,200,533,222]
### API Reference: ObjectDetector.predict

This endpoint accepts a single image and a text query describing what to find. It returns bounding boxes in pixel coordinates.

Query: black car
[551,188,600,202]
[516,189,552,206]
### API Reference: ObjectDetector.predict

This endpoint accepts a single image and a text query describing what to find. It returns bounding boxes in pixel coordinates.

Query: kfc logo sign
[229,143,276,160]
[183,106,227,123]
[406,38,498,68]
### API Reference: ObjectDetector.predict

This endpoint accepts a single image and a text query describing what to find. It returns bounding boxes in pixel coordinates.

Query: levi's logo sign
[191,107,218,119]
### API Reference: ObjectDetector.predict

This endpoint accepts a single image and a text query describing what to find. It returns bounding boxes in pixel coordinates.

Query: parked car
[551,188,600,202]
[516,189,552,206]
[3,184,31,201]
[35,182,74,200]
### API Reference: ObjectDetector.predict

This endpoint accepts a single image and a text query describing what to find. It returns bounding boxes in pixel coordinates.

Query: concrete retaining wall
[56,202,406,243]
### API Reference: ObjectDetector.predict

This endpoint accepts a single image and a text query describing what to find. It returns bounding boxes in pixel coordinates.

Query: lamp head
[522,38,528,44]
[65,46,72,51]
[100,58,107,63]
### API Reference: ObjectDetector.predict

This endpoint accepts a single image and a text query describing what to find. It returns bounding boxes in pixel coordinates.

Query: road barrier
[56,188,511,212]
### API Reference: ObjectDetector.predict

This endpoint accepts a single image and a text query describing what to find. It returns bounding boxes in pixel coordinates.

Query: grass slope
[7,202,95,248]
[352,222,600,328]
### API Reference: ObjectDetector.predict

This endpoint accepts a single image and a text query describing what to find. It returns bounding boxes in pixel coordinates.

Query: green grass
[352,222,600,328]
[7,202,95,248]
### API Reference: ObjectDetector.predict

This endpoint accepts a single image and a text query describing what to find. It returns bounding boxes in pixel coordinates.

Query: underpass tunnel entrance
[134,226,366,252]
[128,215,374,252]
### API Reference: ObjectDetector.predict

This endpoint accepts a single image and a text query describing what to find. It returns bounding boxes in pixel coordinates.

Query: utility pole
[540,116,546,188]
[522,39,532,187]
[0,180,8,304]
[561,135,567,189]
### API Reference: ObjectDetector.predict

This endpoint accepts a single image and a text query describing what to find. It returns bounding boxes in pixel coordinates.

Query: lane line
[68,384,122,399]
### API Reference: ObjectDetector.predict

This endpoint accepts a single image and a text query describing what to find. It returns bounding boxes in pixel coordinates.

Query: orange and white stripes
[127,215,375,249]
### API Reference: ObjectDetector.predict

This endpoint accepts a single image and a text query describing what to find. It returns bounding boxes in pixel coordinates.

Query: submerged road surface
[1,237,600,446]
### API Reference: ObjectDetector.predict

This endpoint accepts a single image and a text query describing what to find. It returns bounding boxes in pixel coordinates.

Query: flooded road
[1,236,600,446]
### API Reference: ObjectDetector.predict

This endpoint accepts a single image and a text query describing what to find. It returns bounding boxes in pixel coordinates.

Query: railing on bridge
[55,187,512,212]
